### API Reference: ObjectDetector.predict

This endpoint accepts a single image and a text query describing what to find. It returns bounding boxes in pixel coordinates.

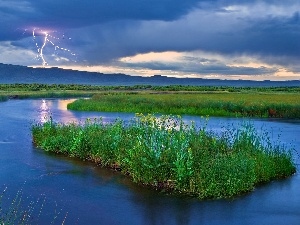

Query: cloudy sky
[0,0,300,80]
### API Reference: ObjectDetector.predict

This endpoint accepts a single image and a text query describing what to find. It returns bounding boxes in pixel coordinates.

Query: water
[0,99,299,224]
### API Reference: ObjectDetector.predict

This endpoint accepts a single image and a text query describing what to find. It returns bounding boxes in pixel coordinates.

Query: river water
[0,99,299,225]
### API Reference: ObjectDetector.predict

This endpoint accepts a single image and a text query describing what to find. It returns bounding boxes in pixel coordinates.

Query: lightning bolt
[40,32,48,66]
[31,28,76,67]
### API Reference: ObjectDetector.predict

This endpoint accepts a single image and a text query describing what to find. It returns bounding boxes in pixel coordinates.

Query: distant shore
[1,63,300,87]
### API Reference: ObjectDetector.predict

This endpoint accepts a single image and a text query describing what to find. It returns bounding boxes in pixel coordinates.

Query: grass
[1,83,300,92]
[32,114,296,199]
[67,92,300,118]
[0,83,299,101]
[0,83,111,100]
[1,90,96,99]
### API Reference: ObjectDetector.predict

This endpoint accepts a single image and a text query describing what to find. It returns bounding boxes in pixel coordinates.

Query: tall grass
[68,93,300,118]
[32,114,296,199]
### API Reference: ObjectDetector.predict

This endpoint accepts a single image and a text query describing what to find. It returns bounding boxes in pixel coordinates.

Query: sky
[0,0,300,81]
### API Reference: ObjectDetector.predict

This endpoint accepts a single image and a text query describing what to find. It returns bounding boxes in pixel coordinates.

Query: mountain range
[1,63,299,87]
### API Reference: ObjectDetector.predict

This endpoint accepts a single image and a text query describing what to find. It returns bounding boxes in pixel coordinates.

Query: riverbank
[32,114,296,199]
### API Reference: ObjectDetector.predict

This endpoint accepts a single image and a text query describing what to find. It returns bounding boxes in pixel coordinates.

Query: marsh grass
[32,114,296,199]
[1,83,300,92]
[68,93,300,118]
[0,91,96,100]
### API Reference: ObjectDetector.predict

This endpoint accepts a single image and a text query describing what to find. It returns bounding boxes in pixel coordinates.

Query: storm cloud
[0,0,299,80]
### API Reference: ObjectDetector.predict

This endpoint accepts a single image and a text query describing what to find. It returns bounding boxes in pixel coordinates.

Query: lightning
[31,28,76,67]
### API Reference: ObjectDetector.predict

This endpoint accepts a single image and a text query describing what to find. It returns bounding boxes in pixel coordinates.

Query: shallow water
[0,99,299,224]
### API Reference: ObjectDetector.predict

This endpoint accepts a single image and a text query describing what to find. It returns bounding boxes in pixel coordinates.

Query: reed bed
[32,114,296,199]
[68,93,300,118]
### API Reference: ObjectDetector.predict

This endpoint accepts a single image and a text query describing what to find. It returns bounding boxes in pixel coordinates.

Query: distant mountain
[0,63,299,87]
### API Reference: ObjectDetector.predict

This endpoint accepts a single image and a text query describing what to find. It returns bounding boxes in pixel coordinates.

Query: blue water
[0,99,299,224]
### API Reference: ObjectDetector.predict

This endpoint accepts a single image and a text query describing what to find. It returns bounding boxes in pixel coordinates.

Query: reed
[32,114,296,199]
[0,95,8,102]
[0,187,67,224]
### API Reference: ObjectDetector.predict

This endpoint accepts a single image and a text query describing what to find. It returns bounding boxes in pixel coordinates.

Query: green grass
[2,84,299,119]
[1,83,299,102]
[67,92,300,118]
[32,114,296,199]
[0,90,98,100]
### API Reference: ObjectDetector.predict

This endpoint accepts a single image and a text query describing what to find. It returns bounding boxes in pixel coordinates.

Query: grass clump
[32,114,296,199]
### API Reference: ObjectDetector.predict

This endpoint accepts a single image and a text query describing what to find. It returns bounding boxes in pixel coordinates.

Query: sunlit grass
[32,114,296,199]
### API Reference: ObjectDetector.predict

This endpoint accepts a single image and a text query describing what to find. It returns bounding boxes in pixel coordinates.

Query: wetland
[1,84,300,224]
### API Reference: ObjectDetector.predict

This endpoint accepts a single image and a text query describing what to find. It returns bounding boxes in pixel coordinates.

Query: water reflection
[55,99,78,124]
[37,99,78,124]
[57,99,76,111]
[39,99,51,123]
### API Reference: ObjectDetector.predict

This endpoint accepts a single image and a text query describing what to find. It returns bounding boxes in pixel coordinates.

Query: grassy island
[32,114,296,199]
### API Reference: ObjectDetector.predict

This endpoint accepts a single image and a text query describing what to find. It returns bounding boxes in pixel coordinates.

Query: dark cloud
[242,16,300,57]
[0,0,300,78]
[32,0,201,24]
[0,0,203,38]
[73,8,300,66]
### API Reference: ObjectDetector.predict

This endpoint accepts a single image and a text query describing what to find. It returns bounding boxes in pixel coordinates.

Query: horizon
[0,1,300,81]
[2,63,300,83]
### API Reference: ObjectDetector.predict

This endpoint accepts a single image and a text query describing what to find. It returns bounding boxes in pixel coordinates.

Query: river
[0,99,299,224]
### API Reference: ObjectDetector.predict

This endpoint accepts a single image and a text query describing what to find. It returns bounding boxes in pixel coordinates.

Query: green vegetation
[1,83,299,102]
[1,83,299,117]
[0,83,101,100]
[32,114,296,199]
[1,83,300,92]
[68,92,300,118]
